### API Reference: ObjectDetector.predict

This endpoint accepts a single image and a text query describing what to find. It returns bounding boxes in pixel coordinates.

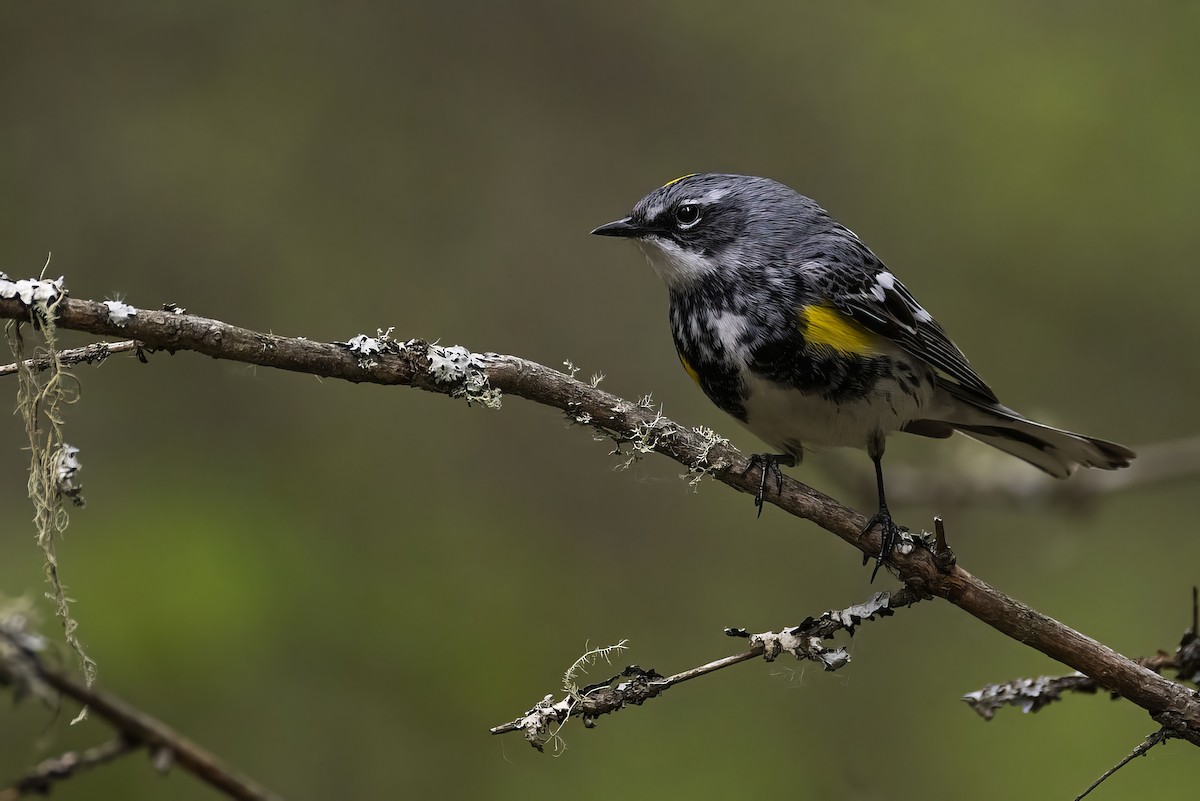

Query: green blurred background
[2,2,1198,798]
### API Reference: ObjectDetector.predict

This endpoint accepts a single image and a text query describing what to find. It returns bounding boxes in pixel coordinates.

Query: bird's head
[591,173,827,290]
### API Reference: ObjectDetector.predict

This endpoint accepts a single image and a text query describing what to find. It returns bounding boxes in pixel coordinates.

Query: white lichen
[428,344,472,383]
[428,344,502,409]
[345,334,382,357]
[0,273,65,306]
[461,368,502,409]
[54,444,85,508]
[751,629,850,671]
[102,300,137,326]
[517,639,631,753]
[344,328,401,365]
[514,694,573,755]
[680,425,733,489]
[614,405,671,471]
[893,529,916,557]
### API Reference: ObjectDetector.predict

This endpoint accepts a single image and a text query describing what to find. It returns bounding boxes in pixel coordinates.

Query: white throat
[637,236,718,289]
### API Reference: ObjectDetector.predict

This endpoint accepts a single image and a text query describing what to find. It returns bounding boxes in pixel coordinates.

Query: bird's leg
[861,436,901,582]
[743,452,797,517]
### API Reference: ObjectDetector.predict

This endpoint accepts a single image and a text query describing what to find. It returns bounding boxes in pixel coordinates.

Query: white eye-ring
[674,203,701,229]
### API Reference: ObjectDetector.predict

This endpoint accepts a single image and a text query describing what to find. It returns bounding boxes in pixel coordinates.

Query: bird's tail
[906,380,1136,478]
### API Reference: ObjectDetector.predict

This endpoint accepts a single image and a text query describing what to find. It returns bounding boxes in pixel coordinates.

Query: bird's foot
[861,505,903,583]
[743,453,794,517]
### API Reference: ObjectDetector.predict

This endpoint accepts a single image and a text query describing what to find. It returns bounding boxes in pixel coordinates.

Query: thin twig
[963,653,1181,720]
[931,515,956,572]
[1,288,1198,745]
[491,588,923,749]
[1074,729,1172,801]
[0,737,139,800]
[0,629,281,801]
[0,339,140,376]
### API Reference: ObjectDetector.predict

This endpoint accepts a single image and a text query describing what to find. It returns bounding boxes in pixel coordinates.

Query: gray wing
[805,241,998,402]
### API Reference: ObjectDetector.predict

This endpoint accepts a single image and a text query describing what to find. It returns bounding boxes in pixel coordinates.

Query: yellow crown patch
[662,173,698,188]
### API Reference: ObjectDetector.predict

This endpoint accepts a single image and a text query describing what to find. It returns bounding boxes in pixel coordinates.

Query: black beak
[590,217,641,238]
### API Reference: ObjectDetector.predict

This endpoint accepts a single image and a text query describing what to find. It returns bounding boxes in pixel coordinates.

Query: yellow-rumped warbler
[592,173,1135,578]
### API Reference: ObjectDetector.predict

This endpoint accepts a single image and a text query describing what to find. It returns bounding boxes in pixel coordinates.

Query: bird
[591,173,1135,580]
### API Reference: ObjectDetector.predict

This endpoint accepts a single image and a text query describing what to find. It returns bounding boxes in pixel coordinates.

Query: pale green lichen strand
[680,425,733,489]
[6,273,97,709]
[614,404,671,471]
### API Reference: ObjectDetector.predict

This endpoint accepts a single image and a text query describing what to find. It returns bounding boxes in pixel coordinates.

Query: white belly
[739,370,932,455]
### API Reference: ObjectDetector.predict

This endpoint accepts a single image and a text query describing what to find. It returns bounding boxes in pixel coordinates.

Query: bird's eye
[674,204,701,229]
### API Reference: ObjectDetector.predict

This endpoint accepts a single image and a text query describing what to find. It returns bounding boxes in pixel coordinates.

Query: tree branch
[2,281,1198,747]
[0,339,141,376]
[965,587,1200,720]
[0,627,280,801]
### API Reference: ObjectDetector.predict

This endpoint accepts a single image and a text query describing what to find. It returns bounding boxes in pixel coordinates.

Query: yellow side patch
[798,305,882,355]
[678,353,701,386]
[662,173,698,188]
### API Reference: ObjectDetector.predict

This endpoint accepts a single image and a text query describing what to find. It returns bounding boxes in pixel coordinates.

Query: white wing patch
[874,271,896,293]
[871,270,933,324]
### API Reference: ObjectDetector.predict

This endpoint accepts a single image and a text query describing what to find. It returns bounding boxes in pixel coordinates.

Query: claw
[743,453,792,517]
[861,505,901,583]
